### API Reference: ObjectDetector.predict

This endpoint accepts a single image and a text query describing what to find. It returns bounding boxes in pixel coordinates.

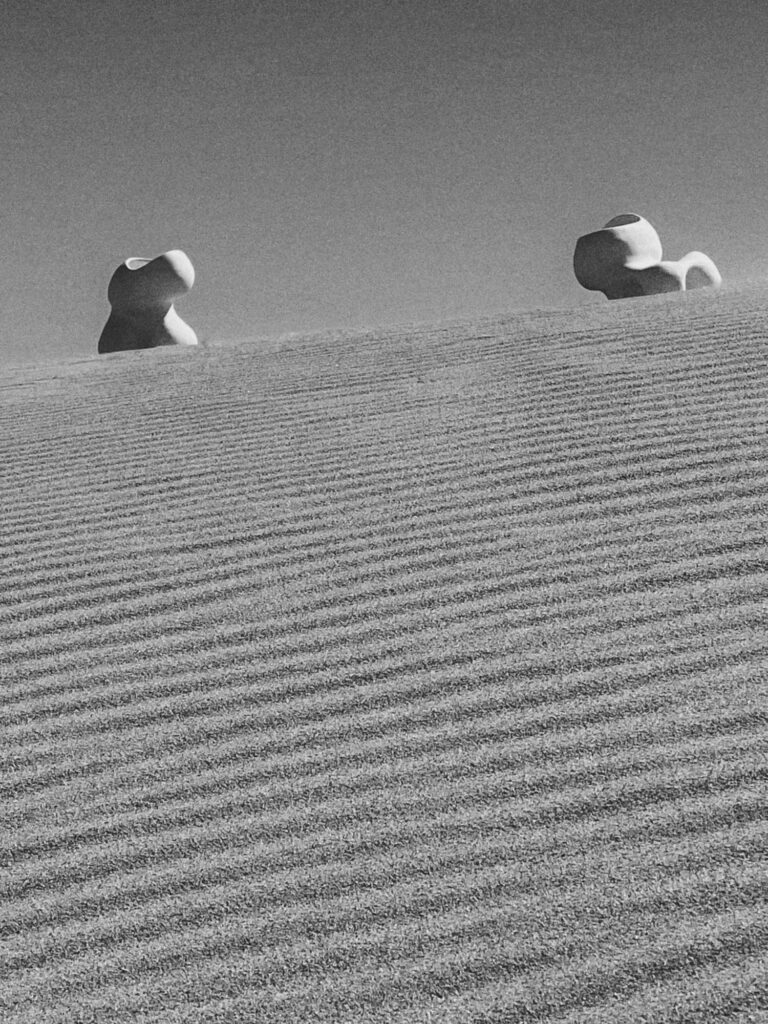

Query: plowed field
[2,288,767,1023]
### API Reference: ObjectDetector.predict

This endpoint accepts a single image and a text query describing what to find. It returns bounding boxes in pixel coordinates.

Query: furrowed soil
[2,287,767,1023]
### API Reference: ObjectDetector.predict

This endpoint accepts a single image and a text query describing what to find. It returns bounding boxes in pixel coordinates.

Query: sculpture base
[98,307,198,354]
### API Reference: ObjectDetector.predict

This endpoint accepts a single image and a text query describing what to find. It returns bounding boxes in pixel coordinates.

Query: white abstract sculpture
[573,214,721,300]
[98,249,197,353]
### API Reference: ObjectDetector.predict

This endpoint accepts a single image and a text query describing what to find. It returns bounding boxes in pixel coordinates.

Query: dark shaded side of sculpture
[98,250,197,353]
[573,214,721,300]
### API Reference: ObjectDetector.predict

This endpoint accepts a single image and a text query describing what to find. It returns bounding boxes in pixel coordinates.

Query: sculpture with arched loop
[573,215,721,300]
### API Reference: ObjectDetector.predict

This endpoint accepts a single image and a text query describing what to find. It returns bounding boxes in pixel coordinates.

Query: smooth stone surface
[98,250,198,353]
[573,214,721,300]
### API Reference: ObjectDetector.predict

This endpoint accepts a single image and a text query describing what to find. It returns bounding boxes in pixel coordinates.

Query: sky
[2,0,767,365]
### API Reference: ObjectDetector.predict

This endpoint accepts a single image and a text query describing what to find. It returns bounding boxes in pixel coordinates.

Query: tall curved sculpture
[98,249,197,353]
[573,214,721,300]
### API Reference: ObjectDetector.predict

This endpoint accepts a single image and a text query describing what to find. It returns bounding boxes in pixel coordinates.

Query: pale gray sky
[2,0,765,364]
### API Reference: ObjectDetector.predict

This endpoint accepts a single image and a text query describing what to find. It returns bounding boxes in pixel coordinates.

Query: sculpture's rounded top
[158,250,195,291]
[108,249,195,306]
[600,214,662,269]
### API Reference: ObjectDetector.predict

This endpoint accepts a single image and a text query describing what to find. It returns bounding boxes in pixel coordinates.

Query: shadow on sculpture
[98,249,197,353]
[573,214,721,300]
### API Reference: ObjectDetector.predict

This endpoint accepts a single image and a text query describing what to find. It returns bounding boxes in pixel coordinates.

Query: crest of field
[2,286,767,1023]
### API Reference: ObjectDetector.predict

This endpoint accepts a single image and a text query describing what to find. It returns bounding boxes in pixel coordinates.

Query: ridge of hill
[2,287,768,1023]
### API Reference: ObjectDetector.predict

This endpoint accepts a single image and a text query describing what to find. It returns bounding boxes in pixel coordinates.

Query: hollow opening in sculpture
[125,258,152,271]
[685,265,714,290]
[603,214,641,228]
